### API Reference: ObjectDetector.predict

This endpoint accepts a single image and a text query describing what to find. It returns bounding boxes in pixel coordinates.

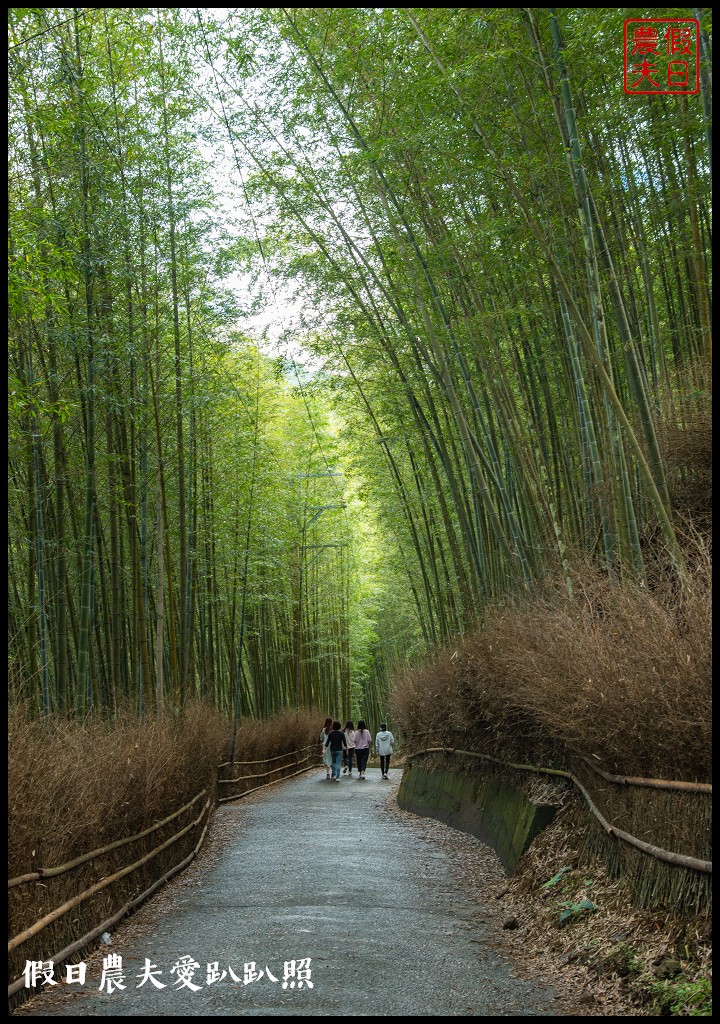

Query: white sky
[191,8,325,368]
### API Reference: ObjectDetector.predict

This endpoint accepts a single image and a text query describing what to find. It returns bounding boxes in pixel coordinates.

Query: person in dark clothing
[353,719,372,780]
[324,720,348,781]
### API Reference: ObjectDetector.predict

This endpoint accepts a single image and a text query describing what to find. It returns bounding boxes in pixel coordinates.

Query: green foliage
[541,868,598,925]
[541,866,572,889]
[558,897,597,926]
[649,977,712,1017]
[7,6,710,729]
[613,943,642,976]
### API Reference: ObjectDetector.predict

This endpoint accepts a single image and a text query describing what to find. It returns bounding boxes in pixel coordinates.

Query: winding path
[15,768,563,1016]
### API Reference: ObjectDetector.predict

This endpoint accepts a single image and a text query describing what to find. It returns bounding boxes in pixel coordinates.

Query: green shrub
[649,977,712,1016]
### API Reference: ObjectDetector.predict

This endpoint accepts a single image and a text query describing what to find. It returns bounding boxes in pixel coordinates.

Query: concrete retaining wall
[397,762,557,874]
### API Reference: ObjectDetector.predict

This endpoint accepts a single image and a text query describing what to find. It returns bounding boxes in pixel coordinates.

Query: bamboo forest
[8,8,711,728]
[6,8,713,1017]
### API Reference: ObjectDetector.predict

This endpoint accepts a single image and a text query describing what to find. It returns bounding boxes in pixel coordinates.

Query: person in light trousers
[320,717,333,780]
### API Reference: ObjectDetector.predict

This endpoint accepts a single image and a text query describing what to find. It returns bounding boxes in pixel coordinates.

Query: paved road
[16,768,561,1016]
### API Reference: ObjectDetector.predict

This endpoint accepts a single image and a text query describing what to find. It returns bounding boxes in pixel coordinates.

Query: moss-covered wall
[398,763,556,874]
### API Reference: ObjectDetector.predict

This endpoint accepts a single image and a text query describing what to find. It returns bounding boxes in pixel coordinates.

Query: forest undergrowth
[497,795,712,1016]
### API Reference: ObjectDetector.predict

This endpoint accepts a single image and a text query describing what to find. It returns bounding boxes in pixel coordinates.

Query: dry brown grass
[227,708,321,765]
[8,702,319,994]
[392,544,711,781]
[8,702,223,879]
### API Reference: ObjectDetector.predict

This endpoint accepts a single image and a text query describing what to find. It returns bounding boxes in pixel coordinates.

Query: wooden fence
[406,746,712,874]
[217,744,318,802]
[8,743,320,1000]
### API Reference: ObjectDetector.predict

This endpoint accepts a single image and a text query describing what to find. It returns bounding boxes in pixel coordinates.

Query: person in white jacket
[375,723,395,779]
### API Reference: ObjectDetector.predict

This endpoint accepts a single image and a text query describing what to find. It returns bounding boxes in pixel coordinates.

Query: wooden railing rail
[8,790,207,890]
[218,743,315,769]
[9,738,319,1002]
[8,798,214,999]
[406,747,712,874]
[407,732,711,793]
[8,797,211,954]
[581,758,711,794]
[218,750,317,785]
[218,750,318,804]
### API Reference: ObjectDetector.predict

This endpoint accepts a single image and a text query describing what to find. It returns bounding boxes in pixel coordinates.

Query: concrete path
[15,768,562,1016]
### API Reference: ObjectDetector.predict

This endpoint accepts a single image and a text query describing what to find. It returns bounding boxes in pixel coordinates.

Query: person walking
[320,717,333,780]
[375,723,395,779]
[342,720,356,776]
[324,720,348,782]
[353,720,372,780]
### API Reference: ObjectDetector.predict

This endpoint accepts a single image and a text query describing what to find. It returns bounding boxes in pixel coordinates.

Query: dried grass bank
[8,704,319,1000]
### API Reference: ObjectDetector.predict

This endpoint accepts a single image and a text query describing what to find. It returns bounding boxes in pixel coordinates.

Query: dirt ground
[396,793,712,1016]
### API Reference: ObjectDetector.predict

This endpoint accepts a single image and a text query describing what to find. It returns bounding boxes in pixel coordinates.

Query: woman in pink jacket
[353,720,372,780]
